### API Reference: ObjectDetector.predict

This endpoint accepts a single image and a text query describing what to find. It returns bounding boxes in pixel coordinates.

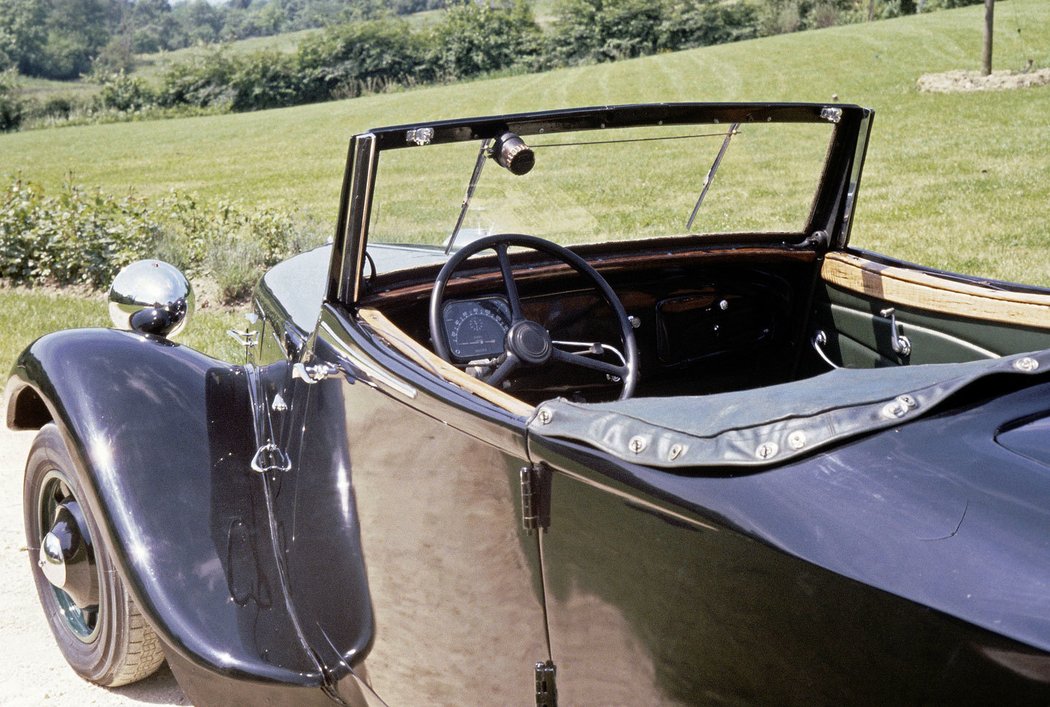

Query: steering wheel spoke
[485,353,520,387]
[551,347,627,380]
[495,243,525,324]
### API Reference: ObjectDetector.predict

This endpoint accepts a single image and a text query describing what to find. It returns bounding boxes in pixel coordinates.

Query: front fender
[6,328,332,698]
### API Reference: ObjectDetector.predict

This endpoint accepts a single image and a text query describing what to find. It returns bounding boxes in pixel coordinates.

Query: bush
[422,1,541,80]
[0,69,24,132]
[298,18,422,100]
[157,47,238,109]
[228,51,303,111]
[97,71,155,112]
[0,178,324,302]
[658,1,758,52]
[0,179,153,287]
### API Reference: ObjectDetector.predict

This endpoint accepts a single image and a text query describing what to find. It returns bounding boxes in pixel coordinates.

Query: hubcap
[38,473,100,642]
[39,531,67,587]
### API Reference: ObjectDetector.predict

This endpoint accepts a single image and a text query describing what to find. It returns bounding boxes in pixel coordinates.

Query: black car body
[7,103,1050,705]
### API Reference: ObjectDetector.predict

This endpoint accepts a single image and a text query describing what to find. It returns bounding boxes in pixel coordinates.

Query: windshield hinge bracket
[535,660,557,707]
[797,229,830,250]
[520,463,551,534]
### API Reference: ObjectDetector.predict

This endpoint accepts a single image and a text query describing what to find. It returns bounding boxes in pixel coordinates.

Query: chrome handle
[879,308,912,357]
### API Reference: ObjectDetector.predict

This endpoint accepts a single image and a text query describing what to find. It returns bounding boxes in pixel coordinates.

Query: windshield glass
[367,120,835,256]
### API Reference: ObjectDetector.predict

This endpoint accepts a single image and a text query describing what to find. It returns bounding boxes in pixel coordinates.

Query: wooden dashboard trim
[361,245,816,307]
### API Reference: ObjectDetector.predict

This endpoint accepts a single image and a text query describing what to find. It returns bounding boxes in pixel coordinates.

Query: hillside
[1,0,1048,285]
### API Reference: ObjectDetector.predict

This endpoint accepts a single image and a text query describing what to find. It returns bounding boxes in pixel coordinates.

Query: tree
[548,0,663,65]
[0,68,24,131]
[0,0,48,75]
[982,0,993,75]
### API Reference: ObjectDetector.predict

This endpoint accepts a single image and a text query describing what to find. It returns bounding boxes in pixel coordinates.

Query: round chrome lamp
[108,260,194,338]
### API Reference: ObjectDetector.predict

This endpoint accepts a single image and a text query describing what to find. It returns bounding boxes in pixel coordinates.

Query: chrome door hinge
[535,660,557,707]
[520,463,551,534]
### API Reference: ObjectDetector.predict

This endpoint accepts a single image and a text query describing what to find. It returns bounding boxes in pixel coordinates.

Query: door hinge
[535,660,557,707]
[520,463,551,534]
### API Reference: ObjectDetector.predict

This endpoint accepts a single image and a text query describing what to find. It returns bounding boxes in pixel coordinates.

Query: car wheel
[24,423,165,687]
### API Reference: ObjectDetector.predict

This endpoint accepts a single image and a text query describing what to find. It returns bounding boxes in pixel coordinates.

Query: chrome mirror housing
[108,260,194,338]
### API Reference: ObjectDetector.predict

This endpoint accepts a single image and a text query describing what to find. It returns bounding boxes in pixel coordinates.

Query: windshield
[367,120,835,256]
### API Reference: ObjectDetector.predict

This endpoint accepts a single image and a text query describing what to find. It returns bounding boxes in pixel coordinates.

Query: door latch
[292,361,340,384]
[251,442,291,474]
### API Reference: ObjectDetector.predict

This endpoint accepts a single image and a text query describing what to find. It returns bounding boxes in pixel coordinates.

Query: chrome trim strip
[555,466,719,533]
[349,134,378,304]
[320,320,419,400]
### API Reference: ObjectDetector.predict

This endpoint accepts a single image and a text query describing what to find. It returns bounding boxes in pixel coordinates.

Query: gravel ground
[917,68,1050,92]
[0,424,187,706]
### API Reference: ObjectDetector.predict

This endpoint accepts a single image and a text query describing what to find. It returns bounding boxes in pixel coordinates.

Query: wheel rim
[38,470,101,643]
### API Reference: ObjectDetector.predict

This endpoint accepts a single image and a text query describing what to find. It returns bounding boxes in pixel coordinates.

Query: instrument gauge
[442,297,512,363]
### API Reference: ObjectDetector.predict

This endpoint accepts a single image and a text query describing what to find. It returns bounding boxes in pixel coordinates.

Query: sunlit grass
[0,287,244,371]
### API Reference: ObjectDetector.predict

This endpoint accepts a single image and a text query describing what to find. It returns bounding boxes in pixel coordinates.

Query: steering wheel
[429,234,638,400]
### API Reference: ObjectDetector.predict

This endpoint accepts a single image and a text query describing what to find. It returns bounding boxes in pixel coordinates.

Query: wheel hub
[38,501,99,609]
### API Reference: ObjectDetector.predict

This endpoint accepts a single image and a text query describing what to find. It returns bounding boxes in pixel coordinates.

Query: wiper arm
[446,138,493,255]
[686,123,739,232]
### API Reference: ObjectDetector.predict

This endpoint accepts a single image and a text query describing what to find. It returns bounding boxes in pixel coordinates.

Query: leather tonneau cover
[528,350,1050,470]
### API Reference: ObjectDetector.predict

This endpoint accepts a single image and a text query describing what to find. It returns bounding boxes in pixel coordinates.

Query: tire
[24,423,165,687]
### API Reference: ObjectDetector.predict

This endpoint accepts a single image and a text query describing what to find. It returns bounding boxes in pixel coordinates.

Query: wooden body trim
[358,307,534,418]
[822,252,1050,329]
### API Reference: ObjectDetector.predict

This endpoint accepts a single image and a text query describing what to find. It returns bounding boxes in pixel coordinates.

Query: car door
[309,304,551,704]
[813,249,1050,366]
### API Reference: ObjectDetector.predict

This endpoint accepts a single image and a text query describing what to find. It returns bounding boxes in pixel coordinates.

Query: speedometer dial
[442,297,512,363]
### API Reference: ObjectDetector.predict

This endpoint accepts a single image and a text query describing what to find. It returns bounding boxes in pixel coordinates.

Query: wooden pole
[982,0,994,76]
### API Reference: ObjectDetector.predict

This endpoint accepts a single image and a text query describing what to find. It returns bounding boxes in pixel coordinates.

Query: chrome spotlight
[492,132,535,175]
[108,260,194,338]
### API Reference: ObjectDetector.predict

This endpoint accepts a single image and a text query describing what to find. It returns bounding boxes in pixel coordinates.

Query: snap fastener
[756,442,779,460]
[1014,357,1039,373]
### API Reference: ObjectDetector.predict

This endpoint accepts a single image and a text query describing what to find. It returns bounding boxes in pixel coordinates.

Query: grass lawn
[0,287,244,374]
[1,0,1048,370]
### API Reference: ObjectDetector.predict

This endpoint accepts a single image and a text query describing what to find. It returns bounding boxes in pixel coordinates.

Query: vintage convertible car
[7,103,1050,705]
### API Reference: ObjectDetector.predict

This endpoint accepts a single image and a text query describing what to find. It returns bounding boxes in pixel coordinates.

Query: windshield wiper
[446,138,493,255]
[686,123,740,232]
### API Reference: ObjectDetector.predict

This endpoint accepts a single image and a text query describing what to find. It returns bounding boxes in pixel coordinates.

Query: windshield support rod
[686,123,739,232]
[447,139,493,254]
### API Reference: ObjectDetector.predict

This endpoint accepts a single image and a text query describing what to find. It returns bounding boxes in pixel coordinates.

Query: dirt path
[0,424,187,706]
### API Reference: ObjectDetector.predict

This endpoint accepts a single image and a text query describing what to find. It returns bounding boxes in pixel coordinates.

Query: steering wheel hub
[508,321,552,365]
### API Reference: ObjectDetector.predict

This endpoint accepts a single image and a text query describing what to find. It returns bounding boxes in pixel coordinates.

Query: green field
[1,0,1048,368]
